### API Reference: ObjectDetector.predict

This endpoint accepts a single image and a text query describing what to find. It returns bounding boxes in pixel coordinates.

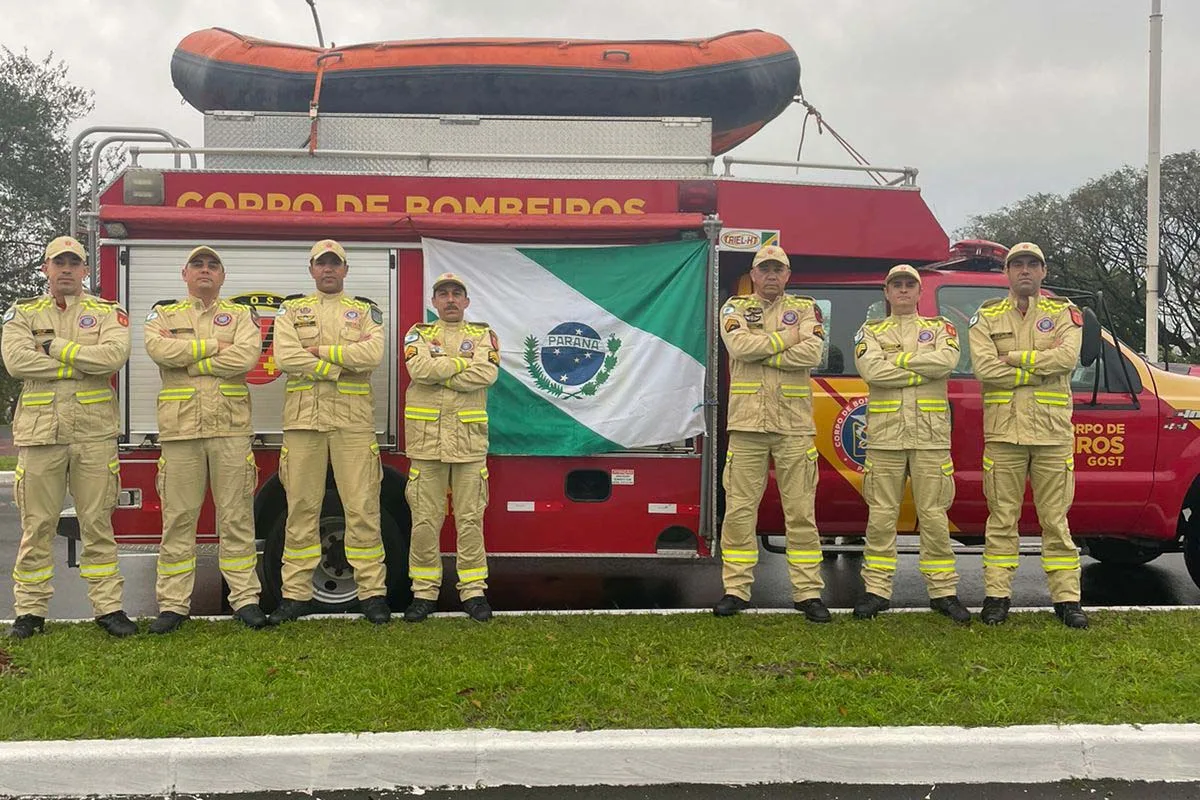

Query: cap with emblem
[309,239,347,264]
[1005,242,1046,266]
[751,244,790,269]
[884,264,922,285]
[431,272,469,294]
[185,245,223,265]
[44,236,86,262]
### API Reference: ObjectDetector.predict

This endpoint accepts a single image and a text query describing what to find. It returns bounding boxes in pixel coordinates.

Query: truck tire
[1084,538,1162,566]
[260,490,412,614]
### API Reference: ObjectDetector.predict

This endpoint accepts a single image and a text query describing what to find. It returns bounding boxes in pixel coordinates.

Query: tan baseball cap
[751,244,790,269]
[431,272,469,294]
[1005,242,1046,266]
[309,239,347,264]
[885,264,922,285]
[44,236,86,262]
[185,245,223,265]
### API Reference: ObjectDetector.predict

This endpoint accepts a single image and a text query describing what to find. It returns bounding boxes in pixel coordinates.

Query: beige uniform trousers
[720,430,823,602]
[982,441,1081,602]
[155,436,261,614]
[861,448,958,599]
[279,429,386,601]
[12,440,123,617]
[406,459,489,601]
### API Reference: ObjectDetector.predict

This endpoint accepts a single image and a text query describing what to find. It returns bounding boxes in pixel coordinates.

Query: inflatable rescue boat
[171,28,800,154]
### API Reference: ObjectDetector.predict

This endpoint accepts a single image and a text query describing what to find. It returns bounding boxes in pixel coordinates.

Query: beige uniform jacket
[720,293,824,435]
[854,313,960,450]
[144,296,261,441]
[969,294,1082,446]
[273,291,384,433]
[403,319,499,462]
[1,293,131,446]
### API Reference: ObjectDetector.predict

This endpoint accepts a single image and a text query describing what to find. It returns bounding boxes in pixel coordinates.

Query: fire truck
[63,111,1200,609]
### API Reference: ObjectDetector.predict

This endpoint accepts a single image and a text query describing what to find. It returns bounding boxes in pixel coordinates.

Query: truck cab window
[792,286,885,376]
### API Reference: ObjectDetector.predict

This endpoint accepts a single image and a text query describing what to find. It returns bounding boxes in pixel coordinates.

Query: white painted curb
[0,470,12,488]
[0,724,1198,795]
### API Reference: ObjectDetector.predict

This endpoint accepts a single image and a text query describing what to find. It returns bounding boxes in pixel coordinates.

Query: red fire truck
[64,111,1200,609]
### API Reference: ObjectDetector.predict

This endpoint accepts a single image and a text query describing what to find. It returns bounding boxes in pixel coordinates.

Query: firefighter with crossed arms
[970,242,1087,629]
[852,264,971,624]
[143,245,269,633]
[3,236,136,639]
[712,244,831,622]
[270,239,390,625]
[401,272,500,623]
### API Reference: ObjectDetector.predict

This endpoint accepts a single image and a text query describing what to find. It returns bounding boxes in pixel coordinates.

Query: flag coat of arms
[421,239,709,456]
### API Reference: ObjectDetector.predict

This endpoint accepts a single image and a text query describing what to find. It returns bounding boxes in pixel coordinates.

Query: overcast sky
[3,0,1197,235]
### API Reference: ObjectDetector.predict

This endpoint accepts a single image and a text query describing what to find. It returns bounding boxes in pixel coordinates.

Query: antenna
[306,0,326,48]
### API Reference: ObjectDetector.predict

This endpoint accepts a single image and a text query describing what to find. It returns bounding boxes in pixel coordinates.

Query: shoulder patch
[370,305,383,324]
[153,298,177,309]
[1069,305,1083,327]
[353,295,379,307]
[969,313,980,327]
[2,306,15,324]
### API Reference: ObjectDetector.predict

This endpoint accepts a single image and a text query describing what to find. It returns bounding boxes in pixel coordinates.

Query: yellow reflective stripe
[157,557,197,576]
[919,559,956,573]
[806,446,819,461]
[730,382,761,395]
[1033,391,1069,406]
[56,363,74,380]
[721,548,758,564]
[864,556,897,571]
[907,373,924,386]
[917,400,948,411]
[63,341,81,365]
[314,360,334,378]
[868,401,901,412]
[108,459,120,475]
[336,381,371,395]
[408,566,442,578]
[780,384,811,397]
[1025,351,1037,368]
[457,567,489,582]
[453,356,469,373]
[75,389,114,404]
[219,554,258,571]
[408,467,421,480]
[480,466,489,479]
[894,352,912,368]
[345,545,384,561]
[190,340,200,361]
[983,391,1014,404]
[1042,556,1081,572]
[12,566,53,583]
[330,345,344,365]
[458,410,489,423]
[982,456,994,471]
[1014,368,1034,386]
[80,562,118,578]
[786,549,823,564]
[1065,457,1075,472]
[769,331,786,353]
[219,383,249,397]
[21,391,55,406]
[941,461,955,476]
[158,387,197,401]
[283,545,321,560]
[405,406,440,421]
[286,381,315,392]
[982,554,1019,567]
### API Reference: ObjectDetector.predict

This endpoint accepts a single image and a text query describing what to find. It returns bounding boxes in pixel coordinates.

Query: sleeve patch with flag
[1069,306,1083,327]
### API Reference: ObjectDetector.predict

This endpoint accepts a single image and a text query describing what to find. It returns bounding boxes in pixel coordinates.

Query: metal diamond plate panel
[203,112,713,178]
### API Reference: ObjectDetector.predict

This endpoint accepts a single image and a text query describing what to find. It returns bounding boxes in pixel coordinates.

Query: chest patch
[781,310,799,326]
[460,340,475,352]
[344,309,361,321]
[743,307,763,324]
[1036,317,1055,332]
[917,329,934,343]
[214,312,233,327]
[78,315,97,329]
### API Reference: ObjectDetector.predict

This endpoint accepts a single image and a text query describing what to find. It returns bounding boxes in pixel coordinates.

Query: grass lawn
[0,455,16,470]
[1,610,1198,741]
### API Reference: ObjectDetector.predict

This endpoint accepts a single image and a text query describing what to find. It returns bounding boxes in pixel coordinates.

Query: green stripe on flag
[488,369,622,455]
[516,241,708,363]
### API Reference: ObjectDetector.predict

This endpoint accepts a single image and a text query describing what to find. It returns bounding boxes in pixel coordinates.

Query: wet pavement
[1,486,1199,619]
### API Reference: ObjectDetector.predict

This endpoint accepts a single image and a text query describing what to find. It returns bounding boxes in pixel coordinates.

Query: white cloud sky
[3,0,1198,234]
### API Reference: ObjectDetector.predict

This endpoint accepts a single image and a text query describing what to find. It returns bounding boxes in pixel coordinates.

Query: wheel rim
[311,514,360,606]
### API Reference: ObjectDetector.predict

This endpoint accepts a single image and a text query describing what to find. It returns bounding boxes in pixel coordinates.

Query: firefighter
[712,245,831,622]
[269,239,389,625]
[143,245,269,632]
[852,264,971,623]
[1,236,135,638]
[401,272,500,623]
[970,242,1087,628]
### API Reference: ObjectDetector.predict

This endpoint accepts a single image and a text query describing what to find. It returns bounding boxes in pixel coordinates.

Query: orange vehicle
[56,109,1200,608]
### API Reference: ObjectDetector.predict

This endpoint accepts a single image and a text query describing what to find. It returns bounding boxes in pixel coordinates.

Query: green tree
[0,48,95,419]
[958,151,1200,362]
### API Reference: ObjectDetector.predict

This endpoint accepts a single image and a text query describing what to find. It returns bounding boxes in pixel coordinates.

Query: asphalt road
[1,486,1199,620]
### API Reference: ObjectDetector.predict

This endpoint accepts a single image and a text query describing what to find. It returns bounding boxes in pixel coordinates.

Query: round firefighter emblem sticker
[1037,317,1055,332]
[832,396,870,473]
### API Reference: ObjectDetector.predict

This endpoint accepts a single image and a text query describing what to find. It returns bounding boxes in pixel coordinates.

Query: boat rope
[793,74,887,185]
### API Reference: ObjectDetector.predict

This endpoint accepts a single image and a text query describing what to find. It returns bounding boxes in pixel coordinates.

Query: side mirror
[1080,307,1102,367]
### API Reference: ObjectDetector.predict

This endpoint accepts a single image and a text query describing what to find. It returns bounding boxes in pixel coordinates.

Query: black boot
[462,596,493,622]
[712,594,749,617]
[1054,601,1089,629]
[95,611,137,638]
[8,614,45,640]
[794,598,832,623]
[361,596,392,625]
[268,598,313,625]
[233,603,271,629]
[404,598,438,623]
[980,596,1011,625]
[148,611,188,635]
[930,596,972,624]
[853,593,891,619]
